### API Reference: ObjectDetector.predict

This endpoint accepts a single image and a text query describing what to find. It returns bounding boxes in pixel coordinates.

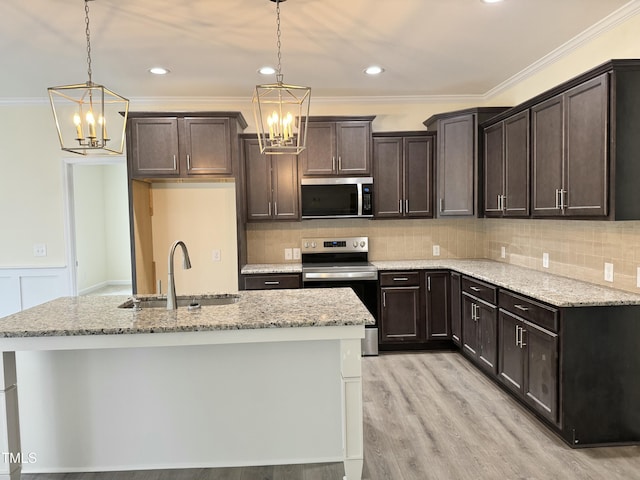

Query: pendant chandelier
[48,0,129,155]
[252,0,311,155]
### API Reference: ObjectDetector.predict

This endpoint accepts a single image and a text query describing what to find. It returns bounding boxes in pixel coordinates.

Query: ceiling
[0,0,634,101]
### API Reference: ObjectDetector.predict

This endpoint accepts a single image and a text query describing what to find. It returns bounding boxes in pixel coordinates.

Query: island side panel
[0,352,21,480]
[15,340,347,472]
[341,338,364,480]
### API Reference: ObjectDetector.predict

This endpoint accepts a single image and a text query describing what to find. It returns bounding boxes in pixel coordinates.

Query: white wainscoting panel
[0,267,70,318]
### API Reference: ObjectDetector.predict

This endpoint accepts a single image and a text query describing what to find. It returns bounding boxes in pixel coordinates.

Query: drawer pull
[264,281,280,285]
[469,286,481,292]
[393,277,409,281]
[514,304,529,312]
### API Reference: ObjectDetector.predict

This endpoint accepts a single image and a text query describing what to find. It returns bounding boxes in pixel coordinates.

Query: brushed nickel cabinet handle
[383,291,387,308]
[515,325,520,346]
[399,200,403,214]
[264,281,280,285]
[393,277,409,282]
[469,286,481,292]
[514,304,529,312]
[172,155,177,170]
[405,199,409,213]
[427,276,431,292]
[520,328,527,348]
[186,154,191,170]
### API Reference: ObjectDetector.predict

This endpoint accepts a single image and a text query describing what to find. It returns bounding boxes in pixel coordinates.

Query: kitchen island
[0,288,374,480]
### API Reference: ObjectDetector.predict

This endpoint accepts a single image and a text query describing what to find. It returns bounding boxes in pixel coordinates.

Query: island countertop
[0,287,375,338]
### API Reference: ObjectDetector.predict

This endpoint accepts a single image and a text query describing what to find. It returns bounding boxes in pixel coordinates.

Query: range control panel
[301,237,368,253]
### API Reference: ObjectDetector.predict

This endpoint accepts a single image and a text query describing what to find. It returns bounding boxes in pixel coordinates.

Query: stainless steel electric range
[301,236,378,355]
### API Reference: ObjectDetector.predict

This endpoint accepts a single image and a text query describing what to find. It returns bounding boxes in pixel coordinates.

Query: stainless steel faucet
[167,240,192,310]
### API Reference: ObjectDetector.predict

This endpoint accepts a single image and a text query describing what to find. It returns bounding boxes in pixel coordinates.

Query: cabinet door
[272,154,299,220]
[373,137,402,217]
[564,73,608,217]
[483,122,504,216]
[532,95,564,216]
[183,117,232,175]
[498,310,525,396]
[425,271,450,340]
[129,117,179,177]
[523,320,558,423]
[336,122,371,175]
[462,295,479,358]
[404,136,433,217]
[450,272,462,347]
[504,110,530,217]
[300,122,336,176]
[437,114,475,216]
[380,287,421,343]
[244,139,273,220]
[477,301,498,375]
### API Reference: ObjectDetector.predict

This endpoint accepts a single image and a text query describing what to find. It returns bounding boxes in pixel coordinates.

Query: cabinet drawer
[379,271,420,287]
[461,276,497,305]
[499,290,558,332]
[243,274,301,290]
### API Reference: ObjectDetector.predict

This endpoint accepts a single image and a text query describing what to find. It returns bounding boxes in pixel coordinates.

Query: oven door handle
[303,271,378,281]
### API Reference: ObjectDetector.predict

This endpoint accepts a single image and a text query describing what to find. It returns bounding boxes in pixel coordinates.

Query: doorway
[64,157,132,296]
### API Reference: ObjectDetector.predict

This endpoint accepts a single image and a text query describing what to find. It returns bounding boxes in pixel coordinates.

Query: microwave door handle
[357,182,363,216]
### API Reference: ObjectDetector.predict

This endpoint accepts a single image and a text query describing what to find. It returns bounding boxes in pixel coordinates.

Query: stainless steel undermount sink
[118,295,239,310]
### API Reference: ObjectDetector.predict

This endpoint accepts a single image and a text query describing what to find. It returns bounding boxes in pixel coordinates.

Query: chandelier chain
[85,0,92,84]
[275,0,282,81]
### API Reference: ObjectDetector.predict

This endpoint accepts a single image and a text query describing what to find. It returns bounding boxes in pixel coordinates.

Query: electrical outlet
[604,262,614,282]
[293,248,301,260]
[501,246,506,259]
[542,252,549,268]
[212,249,221,262]
[284,248,293,260]
[33,243,47,257]
[432,245,440,257]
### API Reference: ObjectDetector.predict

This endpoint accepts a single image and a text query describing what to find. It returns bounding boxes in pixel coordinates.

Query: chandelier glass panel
[252,0,311,155]
[48,0,129,155]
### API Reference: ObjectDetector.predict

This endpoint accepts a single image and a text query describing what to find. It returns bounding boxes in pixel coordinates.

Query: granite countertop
[240,264,302,274]
[241,260,640,308]
[0,288,374,338]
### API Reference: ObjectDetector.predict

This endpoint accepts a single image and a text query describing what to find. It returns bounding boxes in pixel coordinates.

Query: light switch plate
[501,246,506,259]
[293,248,301,260]
[433,245,440,257]
[542,252,549,268]
[284,248,293,260]
[604,262,614,282]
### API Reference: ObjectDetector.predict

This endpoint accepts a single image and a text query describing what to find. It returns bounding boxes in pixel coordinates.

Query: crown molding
[484,0,640,100]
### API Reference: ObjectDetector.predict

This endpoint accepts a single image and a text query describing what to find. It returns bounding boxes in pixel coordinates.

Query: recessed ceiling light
[258,66,276,75]
[364,66,384,75]
[149,67,170,75]
[481,0,504,3]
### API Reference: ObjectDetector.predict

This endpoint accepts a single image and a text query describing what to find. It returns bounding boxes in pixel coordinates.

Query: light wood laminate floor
[22,352,640,480]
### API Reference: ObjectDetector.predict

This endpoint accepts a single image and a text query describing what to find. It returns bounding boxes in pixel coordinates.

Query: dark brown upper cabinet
[299,116,374,177]
[373,132,435,218]
[483,110,530,217]
[424,107,510,218]
[483,59,640,220]
[126,112,247,180]
[532,74,608,217]
[243,137,299,221]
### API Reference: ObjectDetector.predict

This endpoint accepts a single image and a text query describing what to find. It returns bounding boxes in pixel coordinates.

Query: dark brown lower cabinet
[462,293,498,376]
[241,274,301,290]
[378,270,451,348]
[380,285,421,343]
[450,272,462,346]
[498,309,559,424]
[425,271,450,340]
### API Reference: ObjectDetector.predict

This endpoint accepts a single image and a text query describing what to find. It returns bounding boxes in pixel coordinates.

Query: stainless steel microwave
[300,177,373,219]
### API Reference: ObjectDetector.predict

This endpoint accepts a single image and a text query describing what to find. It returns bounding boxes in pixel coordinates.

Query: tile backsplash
[246,218,640,294]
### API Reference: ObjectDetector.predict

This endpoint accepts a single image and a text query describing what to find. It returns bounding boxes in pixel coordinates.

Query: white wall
[103,164,132,283]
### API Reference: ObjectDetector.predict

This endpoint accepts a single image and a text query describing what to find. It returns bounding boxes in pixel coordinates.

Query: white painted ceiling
[0,0,633,100]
